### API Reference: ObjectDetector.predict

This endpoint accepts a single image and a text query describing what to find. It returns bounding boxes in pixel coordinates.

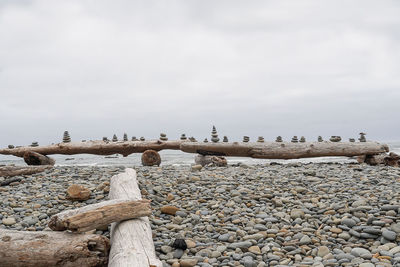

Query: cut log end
[141,150,161,166]
[23,151,55,166]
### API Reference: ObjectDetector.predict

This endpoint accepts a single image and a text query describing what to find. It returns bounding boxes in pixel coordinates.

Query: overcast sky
[1,0,399,151]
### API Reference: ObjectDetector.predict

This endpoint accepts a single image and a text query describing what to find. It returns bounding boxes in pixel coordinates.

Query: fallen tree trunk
[0,165,52,177]
[180,141,389,159]
[49,199,151,233]
[0,229,110,267]
[23,151,55,166]
[0,140,186,158]
[108,168,162,267]
[141,150,161,166]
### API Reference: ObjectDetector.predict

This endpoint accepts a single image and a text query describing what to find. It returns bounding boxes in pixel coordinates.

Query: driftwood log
[195,154,227,167]
[357,152,400,167]
[0,229,110,267]
[0,140,185,158]
[49,199,151,233]
[0,165,52,177]
[181,141,389,159]
[108,168,162,267]
[141,149,161,166]
[23,151,55,166]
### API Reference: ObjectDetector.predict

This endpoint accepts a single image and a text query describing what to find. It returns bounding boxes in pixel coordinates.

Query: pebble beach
[1,162,400,267]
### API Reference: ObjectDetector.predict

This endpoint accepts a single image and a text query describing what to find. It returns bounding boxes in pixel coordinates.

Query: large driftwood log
[0,165,52,177]
[23,151,55,166]
[181,141,389,159]
[0,229,110,267]
[49,199,151,233]
[108,168,162,267]
[0,140,185,158]
[141,149,161,166]
[357,152,400,167]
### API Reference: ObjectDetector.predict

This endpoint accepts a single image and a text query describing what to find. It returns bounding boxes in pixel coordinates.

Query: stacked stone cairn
[223,136,228,142]
[299,136,306,143]
[123,133,128,141]
[349,138,355,142]
[330,136,341,142]
[359,132,366,142]
[211,126,219,143]
[243,136,250,142]
[112,134,118,142]
[140,137,145,141]
[180,134,187,140]
[31,142,39,147]
[257,136,264,143]
[318,136,323,142]
[63,131,71,143]
[8,145,14,149]
[275,136,283,142]
[291,136,299,143]
[203,138,208,143]
[160,133,168,141]
[189,137,197,142]
[132,136,138,141]
[102,137,108,142]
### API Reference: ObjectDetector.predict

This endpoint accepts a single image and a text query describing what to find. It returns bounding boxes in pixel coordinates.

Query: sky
[0,0,399,151]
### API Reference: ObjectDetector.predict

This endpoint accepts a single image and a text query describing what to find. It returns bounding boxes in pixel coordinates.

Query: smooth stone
[341,218,356,228]
[299,235,311,245]
[317,246,330,257]
[180,259,198,267]
[351,247,371,257]
[173,249,184,259]
[290,209,305,219]
[2,217,16,225]
[382,230,397,241]
[229,241,253,250]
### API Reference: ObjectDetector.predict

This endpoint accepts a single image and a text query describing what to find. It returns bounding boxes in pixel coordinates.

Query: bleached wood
[108,168,162,267]
[0,229,109,267]
[0,165,52,177]
[0,140,185,158]
[180,141,389,159]
[49,199,151,233]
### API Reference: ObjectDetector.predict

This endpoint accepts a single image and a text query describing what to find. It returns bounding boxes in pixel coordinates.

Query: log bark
[0,165,52,177]
[49,199,151,233]
[180,141,389,159]
[0,140,186,158]
[141,150,161,166]
[108,168,162,267]
[23,151,55,166]
[0,229,110,267]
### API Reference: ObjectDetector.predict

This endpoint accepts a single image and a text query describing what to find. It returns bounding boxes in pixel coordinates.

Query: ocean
[1,141,399,167]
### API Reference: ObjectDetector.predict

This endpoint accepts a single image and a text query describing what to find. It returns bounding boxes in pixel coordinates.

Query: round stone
[2,217,16,225]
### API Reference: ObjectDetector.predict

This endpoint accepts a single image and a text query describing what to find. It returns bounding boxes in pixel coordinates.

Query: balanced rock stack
[160,133,168,141]
[140,137,145,141]
[349,138,355,142]
[102,137,108,142]
[8,145,14,149]
[223,136,228,142]
[291,136,298,143]
[359,132,366,142]
[62,131,71,143]
[131,136,138,141]
[318,136,323,142]
[180,134,187,140]
[257,136,264,143]
[31,142,39,147]
[189,137,197,142]
[123,133,128,141]
[243,136,250,142]
[275,136,283,142]
[112,134,118,142]
[299,136,306,143]
[203,138,208,143]
[330,136,341,142]
[211,126,219,143]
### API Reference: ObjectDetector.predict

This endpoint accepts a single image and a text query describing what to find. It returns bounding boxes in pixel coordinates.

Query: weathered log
[1,177,22,186]
[109,168,162,267]
[141,149,161,166]
[357,152,400,167]
[23,151,55,166]
[0,140,186,158]
[181,141,389,159]
[0,229,110,267]
[194,154,227,167]
[49,199,151,233]
[0,165,52,177]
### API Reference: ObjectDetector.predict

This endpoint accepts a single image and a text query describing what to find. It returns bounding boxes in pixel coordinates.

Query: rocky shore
[0,162,399,267]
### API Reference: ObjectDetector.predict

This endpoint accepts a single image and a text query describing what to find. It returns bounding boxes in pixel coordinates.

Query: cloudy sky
[1,0,399,150]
